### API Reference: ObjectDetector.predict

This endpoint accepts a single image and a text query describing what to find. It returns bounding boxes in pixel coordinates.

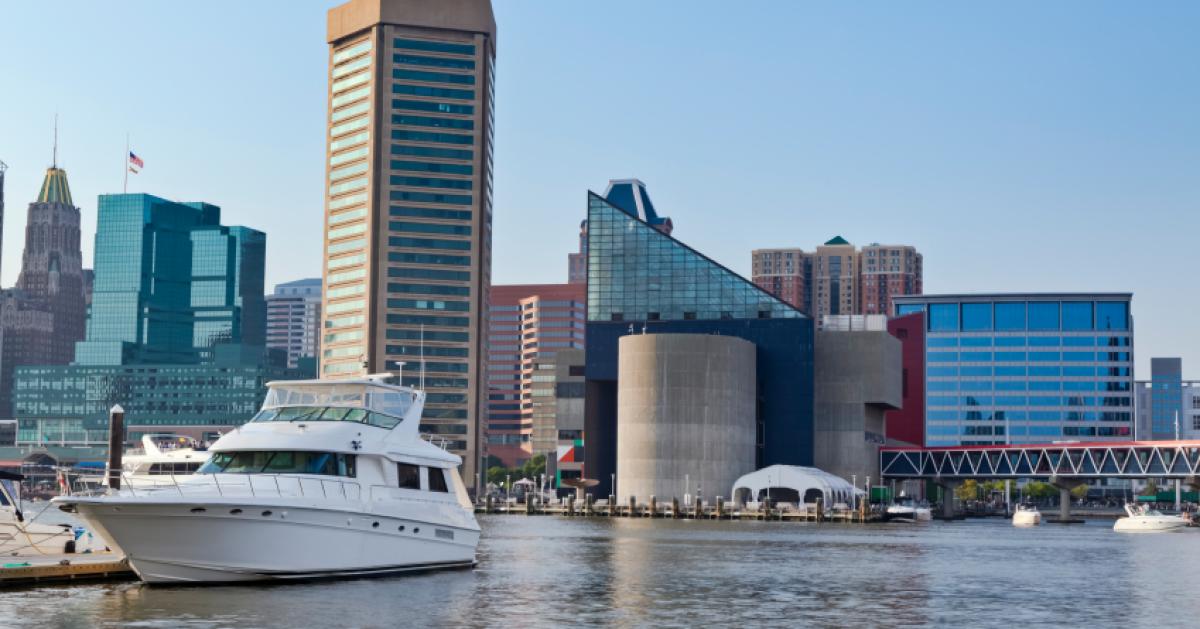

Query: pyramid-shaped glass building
[583,188,814,497]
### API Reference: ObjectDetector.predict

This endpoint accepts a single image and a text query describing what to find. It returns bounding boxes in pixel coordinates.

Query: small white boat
[54,374,480,583]
[122,434,212,485]
[1011,503,1042,527]
[886,496,932,522]
[1113,503,1189,533]
[1,471,98,554]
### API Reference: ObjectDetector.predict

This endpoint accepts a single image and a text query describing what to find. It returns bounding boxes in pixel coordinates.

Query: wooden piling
[716,496,725,519]
[649,496,657,518]
[671,497,680,519]
[107,405,125,490]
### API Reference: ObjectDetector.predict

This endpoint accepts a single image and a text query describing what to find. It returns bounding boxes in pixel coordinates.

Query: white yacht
[1112,503,1189,533]
[121,434,212,484]
[2,471,98,554]
[1011,503,1042,527]
[53,375,480,583]
[885,496,932,522]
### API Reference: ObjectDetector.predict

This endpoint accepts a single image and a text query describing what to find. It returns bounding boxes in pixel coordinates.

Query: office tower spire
[0,145,87,417]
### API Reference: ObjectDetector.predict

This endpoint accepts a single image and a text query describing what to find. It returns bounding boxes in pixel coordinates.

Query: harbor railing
[105,473,363,502]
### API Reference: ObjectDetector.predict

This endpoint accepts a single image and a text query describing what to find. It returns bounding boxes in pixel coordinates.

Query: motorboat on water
[1112,503,1189,533]
[53,375,480,583]
[1,471,98,554]
[1011,503,1042,527]
[885,496,932,522]
[121,434,212,484]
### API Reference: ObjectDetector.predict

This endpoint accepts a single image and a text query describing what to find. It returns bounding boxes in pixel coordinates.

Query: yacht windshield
[264,384,415,418]
[251,406,401,429]
[198,451,356,477]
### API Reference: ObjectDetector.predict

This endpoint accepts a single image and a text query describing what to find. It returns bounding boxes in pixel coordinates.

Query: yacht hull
[69,500,479,584]
[1113,517,1187,533]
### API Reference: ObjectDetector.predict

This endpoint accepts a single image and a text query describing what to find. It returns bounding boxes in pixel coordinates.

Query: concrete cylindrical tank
[616,333,756,503]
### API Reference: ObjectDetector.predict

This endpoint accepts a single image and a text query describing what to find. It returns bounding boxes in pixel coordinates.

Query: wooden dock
[0,552,135,586]
[476,496,882,523]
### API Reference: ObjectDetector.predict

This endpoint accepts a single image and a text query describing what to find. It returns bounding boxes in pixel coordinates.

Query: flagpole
[123,133,129,194]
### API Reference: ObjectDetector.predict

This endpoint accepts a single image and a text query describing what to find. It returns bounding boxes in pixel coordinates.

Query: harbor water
[4,514,1200,628]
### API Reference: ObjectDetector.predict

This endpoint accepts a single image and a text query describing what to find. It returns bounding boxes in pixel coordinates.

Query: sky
[0,1,1197,376]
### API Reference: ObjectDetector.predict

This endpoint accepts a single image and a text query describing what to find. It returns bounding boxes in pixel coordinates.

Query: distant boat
[121,434,212,484]
[1011,503,1042,527]
[885,496,932,522]
[1113,503,1188,533]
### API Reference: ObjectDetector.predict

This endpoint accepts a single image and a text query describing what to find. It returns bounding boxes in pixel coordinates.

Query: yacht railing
[420,434,451,450]
[112,473,362,502]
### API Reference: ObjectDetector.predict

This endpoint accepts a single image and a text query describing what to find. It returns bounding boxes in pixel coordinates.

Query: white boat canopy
[731,465,863,506]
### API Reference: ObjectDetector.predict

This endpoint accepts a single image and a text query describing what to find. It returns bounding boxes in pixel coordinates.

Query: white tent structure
[731,465,862,507]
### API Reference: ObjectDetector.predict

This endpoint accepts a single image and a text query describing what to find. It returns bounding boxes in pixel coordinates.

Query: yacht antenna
[420,323,425,390]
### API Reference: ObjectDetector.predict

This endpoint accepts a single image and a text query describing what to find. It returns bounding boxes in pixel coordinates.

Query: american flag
[129,151,144,169]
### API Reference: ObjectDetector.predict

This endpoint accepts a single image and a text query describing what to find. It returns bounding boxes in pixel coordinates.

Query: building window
[929,304,958,331]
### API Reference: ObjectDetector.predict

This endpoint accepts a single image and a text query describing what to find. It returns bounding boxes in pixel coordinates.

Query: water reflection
[3,516,1200,628]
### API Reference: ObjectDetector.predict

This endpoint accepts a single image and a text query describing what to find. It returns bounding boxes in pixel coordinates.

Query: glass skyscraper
[77,194,264,366]
[893,294,1134,447]
[323,0,496,485]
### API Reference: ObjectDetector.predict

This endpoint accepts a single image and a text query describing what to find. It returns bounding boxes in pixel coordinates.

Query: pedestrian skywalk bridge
[880,441,1200,480]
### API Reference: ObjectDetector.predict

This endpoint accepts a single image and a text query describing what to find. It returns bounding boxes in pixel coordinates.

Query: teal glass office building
[76,194,265,366]
[14,194,290,448]
[893,294,1134,447]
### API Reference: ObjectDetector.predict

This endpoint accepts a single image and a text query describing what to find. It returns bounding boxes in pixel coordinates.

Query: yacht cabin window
[198,451,357,477]
[397,463,421,490]
[146,462,203,475]
[427,467,449,493]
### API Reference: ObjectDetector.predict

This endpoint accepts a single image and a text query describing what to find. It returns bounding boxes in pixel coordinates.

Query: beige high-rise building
[752,236,922,321]
[812,236,858,317]
[323,0,496,487]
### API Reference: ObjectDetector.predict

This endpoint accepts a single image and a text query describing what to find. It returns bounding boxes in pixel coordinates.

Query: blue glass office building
[14,194,289,448]
[584,190,814,496]
[893,294,1134,447]
[76,194,265,366]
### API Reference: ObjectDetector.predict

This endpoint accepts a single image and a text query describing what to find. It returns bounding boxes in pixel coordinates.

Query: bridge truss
[880,441,1200,480]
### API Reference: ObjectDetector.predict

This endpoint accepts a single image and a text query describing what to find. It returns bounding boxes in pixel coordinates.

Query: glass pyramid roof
[586,192,804,323]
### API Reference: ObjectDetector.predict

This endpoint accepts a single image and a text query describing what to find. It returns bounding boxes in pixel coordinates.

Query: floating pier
[0,552,135,586]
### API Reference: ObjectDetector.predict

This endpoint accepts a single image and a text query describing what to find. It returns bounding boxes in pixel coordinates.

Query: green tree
[955,479,979,501]
[1139,480,1158,497]
[520,454,546,480]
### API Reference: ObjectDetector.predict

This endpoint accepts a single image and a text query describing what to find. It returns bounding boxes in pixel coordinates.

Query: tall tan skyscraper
[323,0,496,486]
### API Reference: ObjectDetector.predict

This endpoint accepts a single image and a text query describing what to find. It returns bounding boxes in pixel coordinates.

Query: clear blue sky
[1,1,1196,376]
